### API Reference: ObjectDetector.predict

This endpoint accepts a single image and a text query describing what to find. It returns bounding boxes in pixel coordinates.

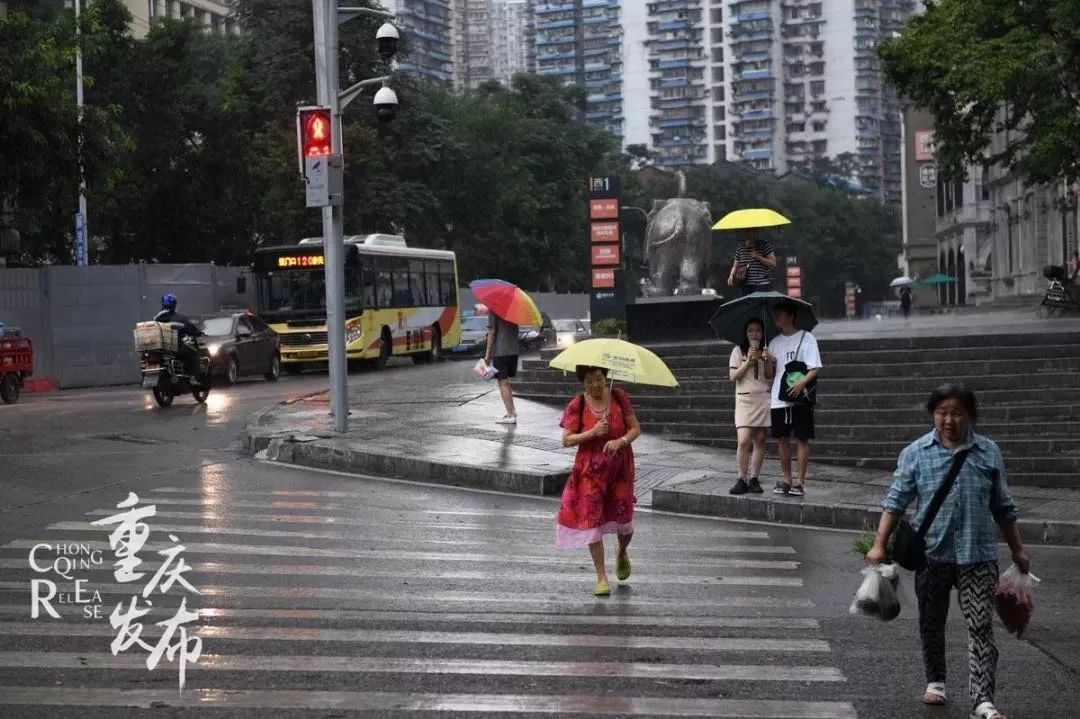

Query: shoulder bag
[889,448,972,571]
[778,331,817,405]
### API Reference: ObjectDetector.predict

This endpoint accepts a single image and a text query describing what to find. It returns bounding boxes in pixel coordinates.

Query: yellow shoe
[616,553,631,581]
[593,580,611,596]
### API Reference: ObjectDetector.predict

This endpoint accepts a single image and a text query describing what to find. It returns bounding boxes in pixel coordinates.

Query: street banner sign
[591,244,620,266]
[592,268,615,288]
[590,222,619,243]
[75,213,87,266]
[588,176,624,322]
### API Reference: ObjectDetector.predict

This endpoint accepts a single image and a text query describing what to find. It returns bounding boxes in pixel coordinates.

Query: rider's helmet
[161,293,178,311]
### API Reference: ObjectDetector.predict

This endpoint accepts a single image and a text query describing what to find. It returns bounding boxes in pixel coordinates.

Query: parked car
[197,312,281,385]
[519,313,553,352]
[550,318,590,349]
[452,315,489,356]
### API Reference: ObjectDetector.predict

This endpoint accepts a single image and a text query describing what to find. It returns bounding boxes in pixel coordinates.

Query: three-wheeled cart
[0,335,32,404]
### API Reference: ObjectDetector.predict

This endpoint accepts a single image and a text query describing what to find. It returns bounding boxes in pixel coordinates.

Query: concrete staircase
[514,333,1080,488]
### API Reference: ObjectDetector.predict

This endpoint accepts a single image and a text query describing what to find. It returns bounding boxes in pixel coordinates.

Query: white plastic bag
[472,358,497,381]
[849,563,901,622]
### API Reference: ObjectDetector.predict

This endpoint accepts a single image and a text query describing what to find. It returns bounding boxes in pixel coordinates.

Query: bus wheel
[376,329,392,370]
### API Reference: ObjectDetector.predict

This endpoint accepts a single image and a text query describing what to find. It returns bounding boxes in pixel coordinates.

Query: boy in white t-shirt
[765,299,822,497]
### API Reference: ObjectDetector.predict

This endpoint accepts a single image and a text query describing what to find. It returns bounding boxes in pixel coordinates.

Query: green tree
[880,0,1080,183]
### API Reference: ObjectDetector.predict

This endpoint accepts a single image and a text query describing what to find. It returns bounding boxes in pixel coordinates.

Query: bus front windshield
[259,269,361,321]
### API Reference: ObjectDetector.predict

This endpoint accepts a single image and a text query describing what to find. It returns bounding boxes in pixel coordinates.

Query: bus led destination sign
[277,254,325,269]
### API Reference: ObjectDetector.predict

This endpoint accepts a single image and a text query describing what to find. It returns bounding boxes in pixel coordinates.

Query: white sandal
[971,701,1006,719]
[923,682,947,705]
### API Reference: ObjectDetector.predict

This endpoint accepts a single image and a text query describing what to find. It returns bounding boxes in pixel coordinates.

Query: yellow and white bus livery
[250,234,461,372]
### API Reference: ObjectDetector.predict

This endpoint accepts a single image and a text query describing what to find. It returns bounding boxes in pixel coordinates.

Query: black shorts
[771,405,815,441]
[492,355,518,380]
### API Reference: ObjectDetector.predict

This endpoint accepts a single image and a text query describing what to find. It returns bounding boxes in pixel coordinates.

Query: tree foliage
[880,0,1080,184]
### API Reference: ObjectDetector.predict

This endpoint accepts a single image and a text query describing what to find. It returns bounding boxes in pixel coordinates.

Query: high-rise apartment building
[454,0,493,89]
[383,0,454,84]
[534,0,624,139]
[491,0,535,85]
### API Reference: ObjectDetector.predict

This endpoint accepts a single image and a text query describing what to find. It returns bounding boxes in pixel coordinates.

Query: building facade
[534,0,624,139]
[454,0,492,89]
[383,0,454,84]
[490,0,535,86]
[898,107,938,305]
[123,0,236,38]
[913,117,1080,306]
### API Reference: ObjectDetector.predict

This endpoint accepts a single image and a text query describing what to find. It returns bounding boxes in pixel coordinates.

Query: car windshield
[199,317,234,337]
[461,316,488,332]
[553,320,579,332]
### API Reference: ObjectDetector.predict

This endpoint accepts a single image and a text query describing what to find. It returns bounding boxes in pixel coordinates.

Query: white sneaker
[496,415,517,425]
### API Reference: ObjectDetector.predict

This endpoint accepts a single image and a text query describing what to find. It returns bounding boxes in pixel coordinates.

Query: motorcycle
[136,322,212,407]
[1036,265,1080,318]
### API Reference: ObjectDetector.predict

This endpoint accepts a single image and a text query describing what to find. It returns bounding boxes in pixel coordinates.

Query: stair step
[642,420,1080,442]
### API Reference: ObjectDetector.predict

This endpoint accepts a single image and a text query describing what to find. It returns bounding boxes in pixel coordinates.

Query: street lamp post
[74,0,88,266]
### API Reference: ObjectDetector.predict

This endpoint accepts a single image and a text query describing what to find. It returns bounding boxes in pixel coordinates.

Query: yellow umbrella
[712,208,791,231]
[548,338,678,388]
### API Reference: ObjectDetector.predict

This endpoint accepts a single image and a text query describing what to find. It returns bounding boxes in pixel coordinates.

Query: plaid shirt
[883,430,1018,565]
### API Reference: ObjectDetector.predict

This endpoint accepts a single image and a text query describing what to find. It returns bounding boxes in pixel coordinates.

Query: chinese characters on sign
[277,254,326,269]
[914,130,935,162]
[588,176,624,320]
[91,492,203,691]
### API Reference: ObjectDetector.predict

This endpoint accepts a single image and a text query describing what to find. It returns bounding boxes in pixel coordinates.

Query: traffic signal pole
[312,0,349,432]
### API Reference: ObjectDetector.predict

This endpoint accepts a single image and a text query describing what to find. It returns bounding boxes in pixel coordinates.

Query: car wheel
[152,384,174,408]
[376,329,392,370]
[224,356,239,386]
[265,354,281,382]
[0,374,20,404]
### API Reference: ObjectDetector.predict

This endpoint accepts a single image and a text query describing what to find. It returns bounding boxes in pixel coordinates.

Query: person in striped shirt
[727,232,777,295]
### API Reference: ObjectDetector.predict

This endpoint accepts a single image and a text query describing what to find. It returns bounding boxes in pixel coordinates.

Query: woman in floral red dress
[556,365,642,596]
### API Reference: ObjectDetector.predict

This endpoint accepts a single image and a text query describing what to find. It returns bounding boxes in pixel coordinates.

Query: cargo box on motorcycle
[133,322,178,352]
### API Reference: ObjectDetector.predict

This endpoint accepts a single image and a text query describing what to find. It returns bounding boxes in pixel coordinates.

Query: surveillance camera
[373,86,398,123]
[376,23,399,62]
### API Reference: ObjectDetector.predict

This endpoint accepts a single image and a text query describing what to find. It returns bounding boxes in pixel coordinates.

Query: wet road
[1,361,1078,718]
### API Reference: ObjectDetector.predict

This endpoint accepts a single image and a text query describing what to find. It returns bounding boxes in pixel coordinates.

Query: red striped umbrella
[468,279,542,327]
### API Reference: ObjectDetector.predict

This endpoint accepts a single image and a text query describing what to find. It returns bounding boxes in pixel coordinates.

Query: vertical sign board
[845,281,857,319]
[588,176,623,322]
[786,265,802,299]
[75,212,87,266]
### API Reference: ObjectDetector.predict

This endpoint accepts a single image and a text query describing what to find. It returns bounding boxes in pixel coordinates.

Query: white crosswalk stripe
[0,485,858,717]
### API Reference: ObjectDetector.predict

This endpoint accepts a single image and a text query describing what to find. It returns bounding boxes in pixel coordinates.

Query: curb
[651,488,1080,547]
[241,424,570,498]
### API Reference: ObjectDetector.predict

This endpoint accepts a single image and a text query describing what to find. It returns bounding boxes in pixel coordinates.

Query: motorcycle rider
[153,293,203,381]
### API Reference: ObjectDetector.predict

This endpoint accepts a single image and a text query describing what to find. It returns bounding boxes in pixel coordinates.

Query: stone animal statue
[643,172,712,297]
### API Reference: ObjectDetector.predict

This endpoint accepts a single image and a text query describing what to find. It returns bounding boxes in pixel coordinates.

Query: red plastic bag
[995,564,1040,638]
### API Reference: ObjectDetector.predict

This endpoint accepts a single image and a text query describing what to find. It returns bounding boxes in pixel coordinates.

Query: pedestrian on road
[556,365,642,596]
[727,231,777,295]
[900,285,913,320]
[485,311,520,424]
[728,318,773,495]
[866,384,1030,719]
[765,299,821,496]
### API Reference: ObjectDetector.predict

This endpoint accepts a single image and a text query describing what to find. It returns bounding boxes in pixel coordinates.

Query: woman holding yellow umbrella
[548,338,678,596]
[716,208,790,296]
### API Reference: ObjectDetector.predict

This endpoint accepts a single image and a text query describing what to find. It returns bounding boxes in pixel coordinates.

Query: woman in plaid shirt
[867,384,1031,719]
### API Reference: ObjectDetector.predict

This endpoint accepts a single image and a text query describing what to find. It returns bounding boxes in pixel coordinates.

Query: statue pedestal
[626,295,727,344]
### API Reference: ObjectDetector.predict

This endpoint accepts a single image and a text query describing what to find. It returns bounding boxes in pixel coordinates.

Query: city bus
[249,234,460,372]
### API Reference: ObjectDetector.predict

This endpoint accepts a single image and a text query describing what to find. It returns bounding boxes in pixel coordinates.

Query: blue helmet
[161,293,178,311]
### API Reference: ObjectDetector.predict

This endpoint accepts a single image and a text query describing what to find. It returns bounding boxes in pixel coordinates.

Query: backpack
[778,331,817,406]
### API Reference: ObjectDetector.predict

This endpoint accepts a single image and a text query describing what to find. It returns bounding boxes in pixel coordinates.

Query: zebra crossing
[0,479,858,718]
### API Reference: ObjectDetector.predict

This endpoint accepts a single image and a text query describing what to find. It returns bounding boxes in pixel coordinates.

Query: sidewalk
[242,376,1080,546]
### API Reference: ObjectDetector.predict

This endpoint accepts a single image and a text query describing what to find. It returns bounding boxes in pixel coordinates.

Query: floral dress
[555,388,636,549]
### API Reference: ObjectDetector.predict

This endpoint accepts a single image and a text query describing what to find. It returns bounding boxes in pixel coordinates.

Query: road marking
[0,687,858,716]
[107,501,774,540]
[0,557,803,586]
[1,540,797,566]
[0,580,814,609]
[0,604,820,628]
[0,624,831,652]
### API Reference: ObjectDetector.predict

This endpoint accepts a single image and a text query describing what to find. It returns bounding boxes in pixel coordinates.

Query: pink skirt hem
[554,521,634,549]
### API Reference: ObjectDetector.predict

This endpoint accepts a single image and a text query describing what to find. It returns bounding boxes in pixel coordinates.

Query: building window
[954,179,964,208]
[937,177,945,217]
[980,166,990,201]
[812,121,826,132]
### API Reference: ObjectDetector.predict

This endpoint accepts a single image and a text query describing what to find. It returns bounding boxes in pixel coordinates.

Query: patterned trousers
[915,560,999,709]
